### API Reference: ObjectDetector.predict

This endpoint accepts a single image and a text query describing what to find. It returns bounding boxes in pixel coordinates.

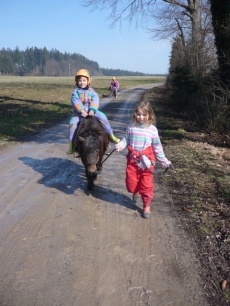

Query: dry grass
[144,86,230,306]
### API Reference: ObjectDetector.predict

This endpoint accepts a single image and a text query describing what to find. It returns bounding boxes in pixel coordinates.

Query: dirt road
[0,85,209,306]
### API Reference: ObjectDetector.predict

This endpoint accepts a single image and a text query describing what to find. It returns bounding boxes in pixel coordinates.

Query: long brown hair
[132,101,156,125]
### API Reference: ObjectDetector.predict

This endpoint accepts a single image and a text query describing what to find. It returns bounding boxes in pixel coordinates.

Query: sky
[0,0,171,74]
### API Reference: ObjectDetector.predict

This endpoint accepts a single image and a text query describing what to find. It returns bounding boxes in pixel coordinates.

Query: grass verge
[144,85,230,306]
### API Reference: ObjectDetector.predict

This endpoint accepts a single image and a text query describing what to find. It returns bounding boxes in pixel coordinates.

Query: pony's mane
[79,117,105,137]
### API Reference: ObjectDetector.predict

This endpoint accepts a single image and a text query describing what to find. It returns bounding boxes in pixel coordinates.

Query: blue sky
[0,0,171,74]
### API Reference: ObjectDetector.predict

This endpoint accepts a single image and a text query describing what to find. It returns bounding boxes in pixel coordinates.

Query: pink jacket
[110,80,119,90]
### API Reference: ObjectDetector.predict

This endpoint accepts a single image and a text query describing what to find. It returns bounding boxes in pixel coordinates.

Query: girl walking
[115,101,171,219]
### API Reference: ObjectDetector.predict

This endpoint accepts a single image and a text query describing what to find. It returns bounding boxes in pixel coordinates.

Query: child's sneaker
[132,193,140,204]
[143,206,151,219]
[108,134,120,144]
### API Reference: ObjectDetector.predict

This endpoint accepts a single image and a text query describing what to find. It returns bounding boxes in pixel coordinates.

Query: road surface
[0,85,209,306]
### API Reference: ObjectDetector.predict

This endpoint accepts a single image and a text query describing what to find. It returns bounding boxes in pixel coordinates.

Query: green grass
[224,290,230,303]
[160,128,186,140]
[0,75,165,145]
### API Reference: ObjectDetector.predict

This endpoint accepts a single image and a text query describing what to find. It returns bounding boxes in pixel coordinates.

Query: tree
[209,0,230,85]
[0,54,14,74]
[85,0,204,77]
[147,0,215,74]
[24,47,36,74]
[12,46,23,75]
[40,47,48,75]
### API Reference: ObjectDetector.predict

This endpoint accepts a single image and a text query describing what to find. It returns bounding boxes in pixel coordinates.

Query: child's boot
[108,134,120,144]
[143,205,151,219]
[66,141,73,154]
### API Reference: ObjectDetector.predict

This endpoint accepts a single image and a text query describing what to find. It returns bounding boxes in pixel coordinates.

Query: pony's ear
[78,136,86,142]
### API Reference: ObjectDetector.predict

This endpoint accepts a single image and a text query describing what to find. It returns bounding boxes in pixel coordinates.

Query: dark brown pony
[73,116,108,191]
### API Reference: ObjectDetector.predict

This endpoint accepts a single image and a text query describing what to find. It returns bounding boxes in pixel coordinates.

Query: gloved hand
[88,110,94,116]
[161,159,171,168]
[115,141,126,152]
[81,110,88,117]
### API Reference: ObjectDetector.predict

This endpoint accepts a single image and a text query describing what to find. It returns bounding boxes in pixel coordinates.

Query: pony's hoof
[97,165,103,171]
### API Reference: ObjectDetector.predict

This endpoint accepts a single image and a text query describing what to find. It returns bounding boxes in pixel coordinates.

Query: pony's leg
[86,171,97,191]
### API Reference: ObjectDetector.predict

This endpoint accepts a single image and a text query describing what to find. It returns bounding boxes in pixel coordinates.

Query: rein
[97,148,116,169]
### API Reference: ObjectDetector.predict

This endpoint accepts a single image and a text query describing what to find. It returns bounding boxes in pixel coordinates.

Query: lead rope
[97,148,116,169]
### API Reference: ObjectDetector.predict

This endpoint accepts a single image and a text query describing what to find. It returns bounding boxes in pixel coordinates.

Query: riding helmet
[75,69,92,85]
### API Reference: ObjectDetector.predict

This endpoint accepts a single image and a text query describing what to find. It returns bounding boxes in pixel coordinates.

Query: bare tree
[85,0,209,77]
[44,59,61,77]
[147,0,217,77]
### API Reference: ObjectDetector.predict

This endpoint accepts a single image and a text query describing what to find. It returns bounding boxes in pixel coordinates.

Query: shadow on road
[18,156,141,214]
[19,156,86,195]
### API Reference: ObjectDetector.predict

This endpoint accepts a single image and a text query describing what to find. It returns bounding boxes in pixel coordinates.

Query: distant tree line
[100,68,156,76]
[0,47,155,77]
[0,47,99,76]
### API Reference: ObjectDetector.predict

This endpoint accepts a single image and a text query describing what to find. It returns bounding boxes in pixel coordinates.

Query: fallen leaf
[221,280,227,291]
[182,207,192,212]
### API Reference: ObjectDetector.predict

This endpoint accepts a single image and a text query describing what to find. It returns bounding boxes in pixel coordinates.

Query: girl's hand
[161,159,171,168]
[115,141,125,152]
[81,110,88,117]
[88,110,94,116]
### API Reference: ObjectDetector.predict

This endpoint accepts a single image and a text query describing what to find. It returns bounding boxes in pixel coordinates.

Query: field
[0,75,165,146]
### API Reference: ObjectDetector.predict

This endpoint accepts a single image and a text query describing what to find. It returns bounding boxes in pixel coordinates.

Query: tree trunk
[164,0,202,77]
[185,0,203,77]
[210,0,230,85]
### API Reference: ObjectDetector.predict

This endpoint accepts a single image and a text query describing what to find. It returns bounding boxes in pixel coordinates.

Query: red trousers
[126,160,154,207]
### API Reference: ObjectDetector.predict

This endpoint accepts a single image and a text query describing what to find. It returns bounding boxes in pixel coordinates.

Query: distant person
[115,101,171,219]
[66,69,120,154]
[110,77,119,98]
